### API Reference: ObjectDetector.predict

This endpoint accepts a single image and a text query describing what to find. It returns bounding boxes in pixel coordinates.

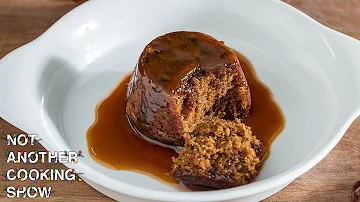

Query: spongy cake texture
[126,31,265,190]
[126,31,251,146]
[171,118,265,190]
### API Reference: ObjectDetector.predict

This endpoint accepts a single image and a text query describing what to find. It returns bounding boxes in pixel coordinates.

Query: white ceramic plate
[1,0,360,201]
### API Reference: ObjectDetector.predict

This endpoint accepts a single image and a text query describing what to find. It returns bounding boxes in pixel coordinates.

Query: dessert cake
[126,31,265,190]
[126,31,251,146]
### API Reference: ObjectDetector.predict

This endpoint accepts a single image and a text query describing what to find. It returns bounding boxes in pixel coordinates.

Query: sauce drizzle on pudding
[86,51,284,190]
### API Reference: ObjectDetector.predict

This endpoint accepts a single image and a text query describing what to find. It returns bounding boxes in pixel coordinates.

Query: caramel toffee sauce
[234,51,285,149]
[86,72,181,188]
[139,31,239,93]
[86,50,284,189]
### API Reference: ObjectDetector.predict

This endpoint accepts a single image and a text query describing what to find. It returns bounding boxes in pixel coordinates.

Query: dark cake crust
[126,31,251,146]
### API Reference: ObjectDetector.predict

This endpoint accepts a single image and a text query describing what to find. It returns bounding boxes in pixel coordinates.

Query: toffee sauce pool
[86,51,284,189]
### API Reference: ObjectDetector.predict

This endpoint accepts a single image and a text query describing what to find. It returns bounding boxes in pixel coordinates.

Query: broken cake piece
[126,31,265,190]
[171,118,266,190]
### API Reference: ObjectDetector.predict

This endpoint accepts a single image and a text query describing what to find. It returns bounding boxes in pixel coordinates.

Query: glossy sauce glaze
[86,72,181,189]
[86,50,284,189]
[127,32,251,146]
[138,31,238,93]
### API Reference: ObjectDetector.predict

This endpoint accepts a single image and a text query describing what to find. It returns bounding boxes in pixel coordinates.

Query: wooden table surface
[0,0,359,201]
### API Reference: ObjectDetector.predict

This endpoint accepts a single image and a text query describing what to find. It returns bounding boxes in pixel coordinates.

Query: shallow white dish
[1,0,360,201]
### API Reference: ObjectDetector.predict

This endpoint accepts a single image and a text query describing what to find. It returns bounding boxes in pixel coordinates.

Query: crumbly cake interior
[171,118,265,190]
[209,85,250,120]
[126,31,264,190]
[174,69,242,133]
[127,31,251,146]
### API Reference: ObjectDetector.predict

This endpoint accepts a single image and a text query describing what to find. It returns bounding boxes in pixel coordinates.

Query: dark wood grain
[283,0,360,36]
[0,0,85,58]
[0,0,359,201]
